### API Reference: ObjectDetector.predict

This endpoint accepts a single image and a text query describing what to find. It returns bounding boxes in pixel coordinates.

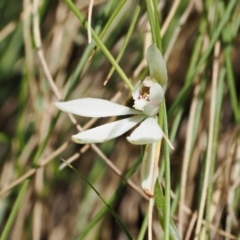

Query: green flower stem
[64,0,133,90]
[106,4,141,81]
[162,102,171,240]
[146,0,171,237]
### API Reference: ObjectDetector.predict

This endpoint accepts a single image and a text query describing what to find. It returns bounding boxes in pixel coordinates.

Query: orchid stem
[146,0,171,238]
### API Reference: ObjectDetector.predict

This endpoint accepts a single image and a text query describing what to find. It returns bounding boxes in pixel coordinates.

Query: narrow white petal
[141,143,158,197]
[72,115,145,144]
[127,117,162,145]
[55,98,140,117]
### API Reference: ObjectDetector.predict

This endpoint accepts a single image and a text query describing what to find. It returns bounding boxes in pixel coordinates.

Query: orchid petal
[55,98,140,118]
[127,117,162,144]
[143,83,164,116]
[142,103,160,117]
[72,115,145,144]
[146,44,168,90]
[149,82,164,103]
[141,143,158,197]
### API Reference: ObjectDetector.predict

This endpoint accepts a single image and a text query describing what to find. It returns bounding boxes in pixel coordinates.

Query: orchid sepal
[141,142,160,198]
[127,117,163,145]
[72,115,145,144]
[146,44,168,91]
[55,98,140,118]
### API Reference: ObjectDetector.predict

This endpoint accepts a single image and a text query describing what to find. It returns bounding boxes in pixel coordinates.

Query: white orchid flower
[55,44,172,197]
[55,78,164,145]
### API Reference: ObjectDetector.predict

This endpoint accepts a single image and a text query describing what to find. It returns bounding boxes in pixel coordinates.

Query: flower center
[140,86,150,100]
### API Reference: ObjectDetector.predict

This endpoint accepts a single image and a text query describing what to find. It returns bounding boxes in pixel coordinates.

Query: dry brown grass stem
[33,0,62,100]
[33,168,44,240]
[201,220,238,240]
[88,0,94,43]
[194,40,221,239]
[148,198,154,240]
[185,211,198,240]
[178,83,201,236]
[160,0,182,36]
[0,21,17,42]
[0,141,70,197]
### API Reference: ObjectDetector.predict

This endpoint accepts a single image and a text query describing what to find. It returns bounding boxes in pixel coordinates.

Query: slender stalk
[146,1,172,238]
[162,102,171,240]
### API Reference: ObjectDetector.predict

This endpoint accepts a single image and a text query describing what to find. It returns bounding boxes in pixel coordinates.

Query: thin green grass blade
[137,211,149,240]
[93,0,127,52]
[0,132,11,145]
[64,0,133,90]
[77,155,142,239]
[146,0,157,44]
[221,8,240,124]
[159,102,172,240]
[64,160,134,240]
[0,181,29,240]
[106,4,141,81]
[205,68,226,237]
[152,0,162,49]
